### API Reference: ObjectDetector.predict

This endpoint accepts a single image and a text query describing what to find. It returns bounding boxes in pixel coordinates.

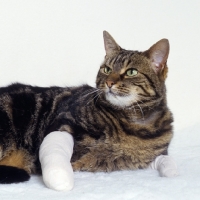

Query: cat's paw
[150,155,178,177]
[42,165,74,191]
[158,156,178,177]
[39,131,74,191]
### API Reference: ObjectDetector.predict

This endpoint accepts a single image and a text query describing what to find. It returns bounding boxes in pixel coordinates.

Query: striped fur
[0,31,173,183]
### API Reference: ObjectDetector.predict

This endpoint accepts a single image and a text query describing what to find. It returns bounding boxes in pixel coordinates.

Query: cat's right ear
[145,39,170,75]
[103,31,120,57]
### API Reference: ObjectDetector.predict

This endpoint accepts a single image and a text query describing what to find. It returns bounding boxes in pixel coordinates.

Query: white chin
[105,93,136,107]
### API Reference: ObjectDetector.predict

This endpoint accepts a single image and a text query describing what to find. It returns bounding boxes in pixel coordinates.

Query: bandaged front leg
[149,155,178,177]
[39,131,74,191]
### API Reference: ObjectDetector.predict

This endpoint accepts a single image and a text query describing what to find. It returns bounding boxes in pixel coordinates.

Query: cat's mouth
[105,87,128,98]
[105,87,120,95]
[104,89,137,108]
[107,89,118,96]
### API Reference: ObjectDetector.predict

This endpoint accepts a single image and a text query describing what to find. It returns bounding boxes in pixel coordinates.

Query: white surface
[0,0,200,199]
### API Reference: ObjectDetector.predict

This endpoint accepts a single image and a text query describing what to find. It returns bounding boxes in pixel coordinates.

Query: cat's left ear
[146,39,169,75]
[103,31,121,57]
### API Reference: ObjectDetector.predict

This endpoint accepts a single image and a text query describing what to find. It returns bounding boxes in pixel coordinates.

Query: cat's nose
[106,80,115,88]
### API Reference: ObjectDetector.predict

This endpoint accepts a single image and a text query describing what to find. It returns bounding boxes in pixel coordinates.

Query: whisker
[132,105,137,118]
[135,94,154,111]
[138,100,154,110]
[81,89,100,99]
[94,91,103,106]
[86,90,103,105]
[124,95,138,117]
[136,101,145,121]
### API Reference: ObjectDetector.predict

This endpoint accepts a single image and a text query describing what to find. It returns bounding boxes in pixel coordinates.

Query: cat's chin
[105,92,137,108]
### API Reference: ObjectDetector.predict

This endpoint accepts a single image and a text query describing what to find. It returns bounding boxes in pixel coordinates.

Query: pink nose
[106,80,115,88]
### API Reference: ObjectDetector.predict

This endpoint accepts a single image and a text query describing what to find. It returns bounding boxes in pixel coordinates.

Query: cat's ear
[103,31,120,57]
[146,39,169,74]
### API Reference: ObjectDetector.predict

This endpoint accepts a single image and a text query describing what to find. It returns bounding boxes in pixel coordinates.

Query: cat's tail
[0,165,30,184]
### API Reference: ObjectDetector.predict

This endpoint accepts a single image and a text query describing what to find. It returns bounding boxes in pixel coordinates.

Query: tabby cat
[0,31,176,188]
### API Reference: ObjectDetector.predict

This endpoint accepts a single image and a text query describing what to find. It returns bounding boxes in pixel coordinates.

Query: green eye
[104,66,112,74]
[126,68,138,77]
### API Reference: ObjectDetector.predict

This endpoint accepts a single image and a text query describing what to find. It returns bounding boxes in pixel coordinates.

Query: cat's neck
[98,95,167,124]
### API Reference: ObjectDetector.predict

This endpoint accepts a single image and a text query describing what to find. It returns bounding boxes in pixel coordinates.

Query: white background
[0,1,200,199]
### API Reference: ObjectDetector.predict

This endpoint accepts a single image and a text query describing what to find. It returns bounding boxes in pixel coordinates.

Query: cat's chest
[70,107,171,172]
[72,131,156,172]
[72,125,159,172]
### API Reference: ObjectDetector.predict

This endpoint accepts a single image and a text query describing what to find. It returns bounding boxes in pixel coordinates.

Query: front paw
[42,165,74,191]
[158,156,178,177]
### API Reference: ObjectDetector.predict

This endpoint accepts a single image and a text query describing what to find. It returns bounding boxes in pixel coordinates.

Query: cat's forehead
[104,49,148,72]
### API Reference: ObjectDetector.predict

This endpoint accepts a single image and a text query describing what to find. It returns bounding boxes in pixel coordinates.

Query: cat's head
[96,31,169,108]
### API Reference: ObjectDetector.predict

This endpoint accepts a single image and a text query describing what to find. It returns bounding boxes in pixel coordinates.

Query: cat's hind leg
[39,131,74,191]
[0,150,31,183]
[149,155,178,177]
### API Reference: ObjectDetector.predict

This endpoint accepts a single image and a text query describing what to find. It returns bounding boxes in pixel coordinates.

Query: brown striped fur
[0,31,173,183]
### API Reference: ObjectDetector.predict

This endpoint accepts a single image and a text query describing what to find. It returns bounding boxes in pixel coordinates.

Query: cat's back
[0,83,67,107]
[0,83,67,145]
[0,83,64,96]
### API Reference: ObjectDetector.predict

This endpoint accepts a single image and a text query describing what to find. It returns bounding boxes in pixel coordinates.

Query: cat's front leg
[39,131,74,191]
[149,155,178,177]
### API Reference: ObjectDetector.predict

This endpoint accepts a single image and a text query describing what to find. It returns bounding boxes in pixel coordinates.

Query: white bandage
[149,155,178,177]
[39,131,74,191]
